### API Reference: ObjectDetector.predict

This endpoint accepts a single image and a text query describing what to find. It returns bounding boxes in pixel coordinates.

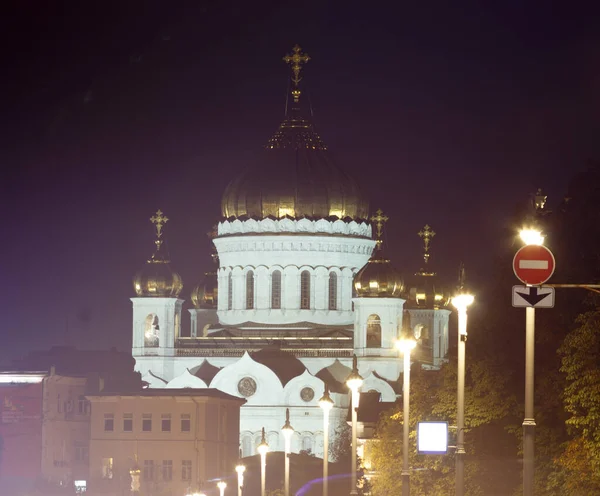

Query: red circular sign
[513,245,556,285]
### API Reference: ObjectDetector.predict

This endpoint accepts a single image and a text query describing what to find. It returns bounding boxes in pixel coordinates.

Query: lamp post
[217,481,227,496]
[345,355,363,496]
[452,274,474,496]
[519,228,544,496]
[319,385,334,496]
[257,427,269,496]
[235,464,245,496]
[281,409,294,496]
[395,336,417,496]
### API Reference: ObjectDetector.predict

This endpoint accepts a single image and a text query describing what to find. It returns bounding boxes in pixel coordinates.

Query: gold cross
[283,45,310,87]
[370,209,389,249]
[418,224,436,263]
[150,209,169,238]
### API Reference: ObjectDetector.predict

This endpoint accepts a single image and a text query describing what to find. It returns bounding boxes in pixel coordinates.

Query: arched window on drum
[300,271,311,310]
[328,272,338,310]
[271,270,282,309]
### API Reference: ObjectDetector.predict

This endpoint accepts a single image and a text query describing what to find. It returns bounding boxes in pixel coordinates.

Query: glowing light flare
[0,374,45,384]
[257,441,269,456]
[451,293,474,310]
[395,338,417,353]
[519,228,544,246]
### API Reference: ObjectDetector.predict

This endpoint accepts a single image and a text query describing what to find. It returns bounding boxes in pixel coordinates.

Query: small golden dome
[133,209,183,298]
[406,273,450,309]
[191,272,218,308]
[354,251,404,298]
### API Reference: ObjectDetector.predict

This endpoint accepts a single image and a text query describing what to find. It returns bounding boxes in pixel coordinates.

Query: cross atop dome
[418,224,436,265]
[370,209,389,249]
[283,44,310,103]
[148,209,170,263]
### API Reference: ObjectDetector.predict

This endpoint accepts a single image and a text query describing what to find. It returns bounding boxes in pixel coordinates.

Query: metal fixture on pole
[235,464,245,496]
[452,265,474,496]
[319,385,334,496]
[395,334,417,496]
[345,355,363,496]
[281,409,294,496]
[257,427,269,496]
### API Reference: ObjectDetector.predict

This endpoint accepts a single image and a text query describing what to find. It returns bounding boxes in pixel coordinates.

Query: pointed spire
[370,209,389,250]
[283,45,310,103]
[457,262,466,292]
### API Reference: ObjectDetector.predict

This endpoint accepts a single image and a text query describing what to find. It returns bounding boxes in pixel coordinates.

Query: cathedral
[131,45,452,459]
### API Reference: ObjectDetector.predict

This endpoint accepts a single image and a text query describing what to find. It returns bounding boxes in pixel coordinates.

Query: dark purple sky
[2,2,599,361]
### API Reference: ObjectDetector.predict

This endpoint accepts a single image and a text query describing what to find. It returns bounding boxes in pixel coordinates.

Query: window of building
[300,270,311,309]
[271,270,282,309]
[161,414,171,432]
[104,414,114,432]
[77,396,89,415]
[143,460,154,481]
[246,271,254,309]
[182,460,192,481]
[101,458,113,479]
[142,414,152,432]
[227,272,233,310]
[366,314,382,348]
[123,413,133,432]
[328,272,338,310]
[74,444,89,463]
[144,314,160,348]
[162,460,173,481]
[181,414,191,432]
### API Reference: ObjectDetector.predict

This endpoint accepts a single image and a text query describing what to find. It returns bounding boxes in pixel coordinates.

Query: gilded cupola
[221,45,369,222]
[406,224,450,308]
[133,210,183,298]
[354,210,404,297]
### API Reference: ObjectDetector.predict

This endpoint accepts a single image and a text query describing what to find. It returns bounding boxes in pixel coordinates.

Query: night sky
[3,2,599,362]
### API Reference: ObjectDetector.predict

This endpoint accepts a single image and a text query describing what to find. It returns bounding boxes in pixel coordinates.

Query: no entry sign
[513,244,556,285]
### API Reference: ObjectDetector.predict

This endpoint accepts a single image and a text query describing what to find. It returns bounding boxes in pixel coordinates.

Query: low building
[0,372,45,496]
[86,388,245,495]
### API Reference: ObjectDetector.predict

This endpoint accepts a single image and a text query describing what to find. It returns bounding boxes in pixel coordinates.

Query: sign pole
[523,306,536,496]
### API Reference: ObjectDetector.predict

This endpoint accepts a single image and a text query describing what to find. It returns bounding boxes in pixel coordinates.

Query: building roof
[87,388,246,403]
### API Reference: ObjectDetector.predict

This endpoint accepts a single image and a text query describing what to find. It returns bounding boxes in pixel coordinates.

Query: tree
[370,360,513,496]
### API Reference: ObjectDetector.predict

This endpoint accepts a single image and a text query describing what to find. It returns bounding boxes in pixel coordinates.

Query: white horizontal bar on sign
[519,260,548,269]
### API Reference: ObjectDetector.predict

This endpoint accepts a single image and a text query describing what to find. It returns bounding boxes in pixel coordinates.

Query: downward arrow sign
[516,287,551,306]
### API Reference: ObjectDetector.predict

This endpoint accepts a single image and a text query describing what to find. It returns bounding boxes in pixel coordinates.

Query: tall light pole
[235,464,245,496]
[452,271,474,496]
[217,481,227,496]
[319,385,334,496]
[395,335,417,496]
[281,409,294,496]
[519,228,544,496]
[346,355,363,496]
[257,427,269,496]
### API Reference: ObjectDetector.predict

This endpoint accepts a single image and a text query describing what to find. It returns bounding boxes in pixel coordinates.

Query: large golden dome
[190,272,218,308]
[133,210,183,298]
[221,45,369,221]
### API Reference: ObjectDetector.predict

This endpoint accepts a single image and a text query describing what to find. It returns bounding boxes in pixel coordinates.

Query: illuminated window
[271,270,282,309]
[328,272,338,310]
[182,460,192,481]
[227,273,233,310]
[181,414,190,432]
[143,460,154,481]
[300,270,311,309]
[101,457,113,479]
[161,414,171,432]
[246,271,255,309]
[162,460,173,481]
[104,414,114,432]
[366,314,382,348]
[142,414,152,432]
[123,413,133,432]
[144,314,159,348]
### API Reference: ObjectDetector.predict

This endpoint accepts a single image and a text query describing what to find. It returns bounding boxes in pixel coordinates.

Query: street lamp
[395,335,417,496]
[235,464,245,496]
[281,409,294,496]
[345,355,363,496]
[257,427,269,496]
[519,227,542,496]
[452,278,474,496]
[217,481,227,496]
[319,385,334,496]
